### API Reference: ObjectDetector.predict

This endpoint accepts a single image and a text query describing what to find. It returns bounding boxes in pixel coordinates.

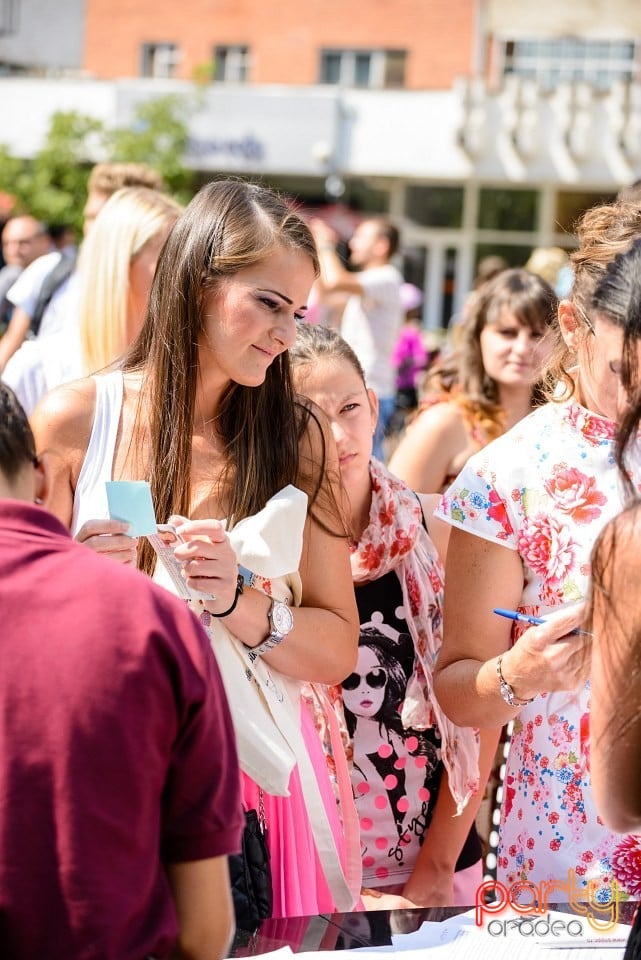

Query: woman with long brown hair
[32,179,360,919]
[389,267,556,493]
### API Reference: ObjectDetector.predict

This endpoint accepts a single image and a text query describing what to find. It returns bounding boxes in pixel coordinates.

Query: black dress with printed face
[349,570,481,888]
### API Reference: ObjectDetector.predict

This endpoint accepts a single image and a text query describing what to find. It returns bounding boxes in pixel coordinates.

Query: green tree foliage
[106,95,195,202]
[0,112,97,233]
[0,95,195,232]
[27,112,103,232]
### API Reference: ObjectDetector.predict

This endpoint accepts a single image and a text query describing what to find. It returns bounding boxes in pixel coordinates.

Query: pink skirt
[242,704,346,918]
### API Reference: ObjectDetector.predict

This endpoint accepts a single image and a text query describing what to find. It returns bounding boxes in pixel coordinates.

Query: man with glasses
[0,215,52,334]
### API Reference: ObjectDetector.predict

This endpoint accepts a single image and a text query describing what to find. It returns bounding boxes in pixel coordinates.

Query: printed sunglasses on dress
[342,667,388,691]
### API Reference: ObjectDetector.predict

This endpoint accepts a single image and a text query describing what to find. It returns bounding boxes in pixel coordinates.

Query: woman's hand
[74,518,138,565]
[499,603,590,703]
[360,888,418,911]
[170,517,240,614]
[309,217,339,248]
[436,529,590,728]
[401,864,454,908]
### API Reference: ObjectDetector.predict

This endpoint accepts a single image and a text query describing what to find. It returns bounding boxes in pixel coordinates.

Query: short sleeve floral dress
[437,396,641,902]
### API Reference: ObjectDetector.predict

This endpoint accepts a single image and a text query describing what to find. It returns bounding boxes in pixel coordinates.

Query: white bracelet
[496,655,535,707]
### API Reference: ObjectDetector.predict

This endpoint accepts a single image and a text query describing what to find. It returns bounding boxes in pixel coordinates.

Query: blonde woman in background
[2,186,182,414]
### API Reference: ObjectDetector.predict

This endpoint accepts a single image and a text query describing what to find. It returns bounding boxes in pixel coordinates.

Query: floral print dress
[437,397,641,900]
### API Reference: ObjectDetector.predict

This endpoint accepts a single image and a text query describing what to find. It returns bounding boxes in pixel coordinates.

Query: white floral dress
[437,397,641,900]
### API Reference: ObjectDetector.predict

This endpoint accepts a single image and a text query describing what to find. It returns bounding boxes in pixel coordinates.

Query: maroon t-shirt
[0,500,244,959]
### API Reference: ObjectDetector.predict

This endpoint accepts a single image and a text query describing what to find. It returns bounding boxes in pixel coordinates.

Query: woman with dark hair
[589,500,641,957]
[433,202,641,897]
[290,322,494,909]
[586,239,641,957]
[389,267,556,493]
[31,179,360,918]
[342,627,413,742]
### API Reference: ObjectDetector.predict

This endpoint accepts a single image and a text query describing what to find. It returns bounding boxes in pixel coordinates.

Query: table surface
[230,902,639,956]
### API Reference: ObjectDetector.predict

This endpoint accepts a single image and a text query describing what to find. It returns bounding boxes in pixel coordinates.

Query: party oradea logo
[475,871,621,938]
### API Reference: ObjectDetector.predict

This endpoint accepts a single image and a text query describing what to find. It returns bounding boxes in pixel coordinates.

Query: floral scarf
[350,457,479,814]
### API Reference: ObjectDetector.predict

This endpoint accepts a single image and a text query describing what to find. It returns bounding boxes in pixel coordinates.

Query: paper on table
[391,909,476,949]
[387,907,627,958]
[294,937,560,960]
[245,949,294,960]
[105,480,157,537]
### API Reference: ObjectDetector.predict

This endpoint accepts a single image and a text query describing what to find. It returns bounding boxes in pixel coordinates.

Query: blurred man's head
[348,217,400,269]
[0,383,46,503]
[1,216,51,269]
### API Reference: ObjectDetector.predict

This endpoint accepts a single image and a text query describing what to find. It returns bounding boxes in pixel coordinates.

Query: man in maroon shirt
[0,383,244,959]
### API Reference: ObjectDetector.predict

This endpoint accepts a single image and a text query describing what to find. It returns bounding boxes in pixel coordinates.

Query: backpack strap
[31,251,77,336]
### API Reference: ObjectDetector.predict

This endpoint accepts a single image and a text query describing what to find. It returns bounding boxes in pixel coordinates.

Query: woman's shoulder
[403,395,469,442]
[417,393,466,422]
[450,402,560,489]
[31,375,98,455]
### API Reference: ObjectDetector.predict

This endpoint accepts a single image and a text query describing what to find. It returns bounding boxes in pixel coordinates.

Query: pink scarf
[350,458,479,814]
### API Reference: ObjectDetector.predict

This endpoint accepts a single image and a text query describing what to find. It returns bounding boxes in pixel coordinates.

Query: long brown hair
[123,179,322,574]
[587,500,641,742]
[425,267,557,436]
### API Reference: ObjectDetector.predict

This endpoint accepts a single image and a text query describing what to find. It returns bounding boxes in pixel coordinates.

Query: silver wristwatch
[247,598,294,661]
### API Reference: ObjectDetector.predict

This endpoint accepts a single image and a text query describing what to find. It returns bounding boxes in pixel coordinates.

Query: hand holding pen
[491,603,591,704]
[494,608,592,637]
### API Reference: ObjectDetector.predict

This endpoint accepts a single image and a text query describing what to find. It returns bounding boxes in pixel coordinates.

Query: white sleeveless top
[71,370,124,537]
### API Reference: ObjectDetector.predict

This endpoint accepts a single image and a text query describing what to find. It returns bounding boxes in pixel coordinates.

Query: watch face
[271,600,293,636]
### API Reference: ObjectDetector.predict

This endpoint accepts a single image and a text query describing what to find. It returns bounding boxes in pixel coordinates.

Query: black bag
[229,803,273,933]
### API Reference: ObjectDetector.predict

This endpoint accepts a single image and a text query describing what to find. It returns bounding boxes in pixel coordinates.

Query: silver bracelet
[496,655,535,707]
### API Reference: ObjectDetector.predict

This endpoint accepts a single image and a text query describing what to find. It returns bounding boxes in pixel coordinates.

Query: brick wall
[84,0,475,89]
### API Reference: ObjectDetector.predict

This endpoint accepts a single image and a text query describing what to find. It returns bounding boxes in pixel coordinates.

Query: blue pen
[493,607,546,625]
[493,607,591,637]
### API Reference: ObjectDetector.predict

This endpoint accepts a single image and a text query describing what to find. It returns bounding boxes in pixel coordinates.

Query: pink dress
[69,371,349,920]
[242,704,346,917]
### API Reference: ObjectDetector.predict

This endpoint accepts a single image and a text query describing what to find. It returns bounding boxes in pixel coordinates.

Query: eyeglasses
[574,303,596,337]
[342,667,388,691]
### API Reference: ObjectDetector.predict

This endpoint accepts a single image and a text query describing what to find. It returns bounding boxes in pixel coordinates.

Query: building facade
[1,0,640,326]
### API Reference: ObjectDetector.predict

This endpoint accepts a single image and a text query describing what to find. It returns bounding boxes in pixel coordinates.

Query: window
[319,49,406,89]
[141,43,180,79]
[554,190,616,235]
[404,185,464,228]
[477,187,538,232]
[213,45,249,83]
[503,38,637,91]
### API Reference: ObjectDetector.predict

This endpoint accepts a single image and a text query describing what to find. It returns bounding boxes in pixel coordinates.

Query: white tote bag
[153,484,360,910]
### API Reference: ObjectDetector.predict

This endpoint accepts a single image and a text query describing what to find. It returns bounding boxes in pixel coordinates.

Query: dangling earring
[34,497,44,505]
